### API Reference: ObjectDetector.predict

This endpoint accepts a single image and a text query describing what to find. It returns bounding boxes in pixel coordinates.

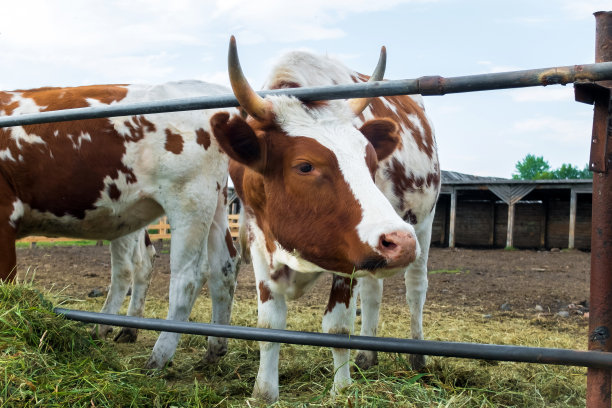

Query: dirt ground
[14,244,590,318]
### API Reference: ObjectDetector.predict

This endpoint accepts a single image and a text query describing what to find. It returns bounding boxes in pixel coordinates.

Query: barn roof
[441,170,592,187]
[441,170,505,182]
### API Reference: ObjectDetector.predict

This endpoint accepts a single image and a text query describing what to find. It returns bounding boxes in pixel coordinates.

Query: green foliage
[553,163,592,180]
[512,154,591,180]
[512,154,551,180]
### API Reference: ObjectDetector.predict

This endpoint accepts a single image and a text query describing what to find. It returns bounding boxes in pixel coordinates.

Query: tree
[552,163,592,180]
[512,154,592,180]
[512,154,552,180]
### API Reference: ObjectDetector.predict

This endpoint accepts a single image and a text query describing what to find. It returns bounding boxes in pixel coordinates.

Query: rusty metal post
[587,11,612,408]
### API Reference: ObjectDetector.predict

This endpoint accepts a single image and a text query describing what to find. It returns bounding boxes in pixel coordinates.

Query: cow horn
[228,36,273,122]
[348,46,387,116]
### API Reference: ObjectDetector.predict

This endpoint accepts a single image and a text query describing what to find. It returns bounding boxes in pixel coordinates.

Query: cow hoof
[92,324,112,340]
[144,357,163,370]
[144,355,174,371]
[330,379,352,397]
[203,344,228,364]
[114,327,138,343]
[410,354,426,371]
[354,351,379,371]
[252,383,278,404]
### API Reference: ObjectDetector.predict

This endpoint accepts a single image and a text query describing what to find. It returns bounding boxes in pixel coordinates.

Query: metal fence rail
[2,61,612,128]
[54,308,612,369]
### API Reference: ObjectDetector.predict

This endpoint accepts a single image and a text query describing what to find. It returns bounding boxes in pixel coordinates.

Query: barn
[432,171,593,250]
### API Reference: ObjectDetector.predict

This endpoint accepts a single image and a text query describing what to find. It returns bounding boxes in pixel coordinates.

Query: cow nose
[377,231,417,266]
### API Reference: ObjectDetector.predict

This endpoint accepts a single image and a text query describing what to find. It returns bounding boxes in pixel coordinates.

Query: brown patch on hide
[271,265,291,282]
[164,129,183,154]
[225,228,237,258]
[196,128,211,150]
[258,281,273,303]
[108,183,121,201]
[325,275,357,314]
[403,209,417,225]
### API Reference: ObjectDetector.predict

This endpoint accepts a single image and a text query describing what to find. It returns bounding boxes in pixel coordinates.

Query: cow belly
[16,198,164,240]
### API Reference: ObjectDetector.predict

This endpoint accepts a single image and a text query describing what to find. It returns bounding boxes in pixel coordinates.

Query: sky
[0,0,609,178]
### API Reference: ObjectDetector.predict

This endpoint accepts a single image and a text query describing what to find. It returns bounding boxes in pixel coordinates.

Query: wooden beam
[540,199,548,248]
[449,189,457,248]
[569,189,577,249]
[489,199,495,245]
[506,203,515,248]
[439,200,447,244]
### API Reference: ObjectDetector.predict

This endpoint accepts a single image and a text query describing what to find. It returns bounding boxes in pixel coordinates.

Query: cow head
[211,37,419,276]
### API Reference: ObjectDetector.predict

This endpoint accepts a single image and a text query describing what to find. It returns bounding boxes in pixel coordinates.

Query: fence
[148,214,240,241]
[4,12,612,408]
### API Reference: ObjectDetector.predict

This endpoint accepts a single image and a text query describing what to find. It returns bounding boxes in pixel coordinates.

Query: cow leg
[322,275,358,396]
[114,230,156,343]
[354,275,384,370]
[404,222,433,371]
[145,191,215,369]
[251,247,286,403]
[94,231,142,339]
[202,193,240,364]
[0,222,17,282]
[0,195,20,282]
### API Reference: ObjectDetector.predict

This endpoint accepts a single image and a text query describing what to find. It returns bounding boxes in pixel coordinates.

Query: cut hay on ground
[1,279,587,407]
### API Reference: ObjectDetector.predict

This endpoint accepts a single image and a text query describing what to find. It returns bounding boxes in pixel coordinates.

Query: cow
[0,80,240,368]
[210,37,439,402]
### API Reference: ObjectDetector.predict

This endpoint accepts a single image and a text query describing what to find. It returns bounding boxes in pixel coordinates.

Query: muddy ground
[14,244,590,318]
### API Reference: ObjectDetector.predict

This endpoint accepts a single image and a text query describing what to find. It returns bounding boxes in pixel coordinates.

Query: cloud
[562,1,611,19]
[212,0,437,44]
[0,0,438,88]
[196,71,232,88]
[511,16,550,24]
[506,86,575,103]
[2,2,214,54]
[476,61,522,74]
[512,116,591,144]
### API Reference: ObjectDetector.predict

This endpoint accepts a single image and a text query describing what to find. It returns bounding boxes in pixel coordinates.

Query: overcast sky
[1,0,609,178]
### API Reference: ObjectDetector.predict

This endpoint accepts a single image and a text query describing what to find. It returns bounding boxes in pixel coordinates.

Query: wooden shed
[432,171,593,250]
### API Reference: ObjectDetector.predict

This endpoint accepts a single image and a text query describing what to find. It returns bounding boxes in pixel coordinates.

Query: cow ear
[211,112,265,172]
[359,118,400,161]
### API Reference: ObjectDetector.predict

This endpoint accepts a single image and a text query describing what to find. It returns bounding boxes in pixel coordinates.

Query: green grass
[1,282,588,407]
[0,282,224,407]
[429,268,467,275]
[15,240,108,249]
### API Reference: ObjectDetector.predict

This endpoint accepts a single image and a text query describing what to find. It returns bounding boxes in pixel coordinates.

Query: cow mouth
[355,256,388,271]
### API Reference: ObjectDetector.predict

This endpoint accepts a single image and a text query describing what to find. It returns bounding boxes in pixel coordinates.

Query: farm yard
[15,244,590,320]
[2,244,591,407]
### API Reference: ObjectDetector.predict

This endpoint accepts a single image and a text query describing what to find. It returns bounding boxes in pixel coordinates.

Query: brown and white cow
[0,81,240,367]
[211,37,439,402]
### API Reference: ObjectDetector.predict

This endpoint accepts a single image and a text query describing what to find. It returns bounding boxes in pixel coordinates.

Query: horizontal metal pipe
[3,61,612,128]
[55,307,612,369]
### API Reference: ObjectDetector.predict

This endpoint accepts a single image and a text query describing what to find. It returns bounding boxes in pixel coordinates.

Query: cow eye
[296,162,314,174]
